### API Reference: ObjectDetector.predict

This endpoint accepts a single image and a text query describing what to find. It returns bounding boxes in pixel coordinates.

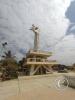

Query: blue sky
[66,0,75,23]
[66,0,75,36]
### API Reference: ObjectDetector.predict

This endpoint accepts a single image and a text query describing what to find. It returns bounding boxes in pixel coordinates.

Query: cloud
[51,35,75,65]
[0,0,74,65]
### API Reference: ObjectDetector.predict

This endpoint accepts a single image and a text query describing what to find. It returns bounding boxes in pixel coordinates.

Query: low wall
[64,75,75,88]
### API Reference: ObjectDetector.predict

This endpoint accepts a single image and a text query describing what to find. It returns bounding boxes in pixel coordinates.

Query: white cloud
[51,35,75,65]
[0,0,74,65]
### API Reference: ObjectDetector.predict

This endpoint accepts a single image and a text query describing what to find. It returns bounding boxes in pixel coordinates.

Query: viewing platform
[26,50,52,57]
[24,58,57,65]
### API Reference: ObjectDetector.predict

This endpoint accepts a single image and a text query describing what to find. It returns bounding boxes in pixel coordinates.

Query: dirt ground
[0,72,75,100]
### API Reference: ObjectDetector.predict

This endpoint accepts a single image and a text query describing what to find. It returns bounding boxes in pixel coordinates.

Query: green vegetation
[0,50,18,81]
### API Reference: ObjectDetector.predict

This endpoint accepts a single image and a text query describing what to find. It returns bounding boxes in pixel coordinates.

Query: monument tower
[23,25,57,75]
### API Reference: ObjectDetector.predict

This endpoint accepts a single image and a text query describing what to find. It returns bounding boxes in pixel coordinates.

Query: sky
[0,0,75,65]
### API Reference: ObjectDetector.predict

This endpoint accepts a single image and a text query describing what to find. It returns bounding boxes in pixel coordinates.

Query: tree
[1,50,18,81]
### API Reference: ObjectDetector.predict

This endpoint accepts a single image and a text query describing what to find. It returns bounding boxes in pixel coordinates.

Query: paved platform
[0,72,75,100]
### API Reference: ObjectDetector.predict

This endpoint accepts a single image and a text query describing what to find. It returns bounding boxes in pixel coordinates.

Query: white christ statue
[30,24,40,51]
